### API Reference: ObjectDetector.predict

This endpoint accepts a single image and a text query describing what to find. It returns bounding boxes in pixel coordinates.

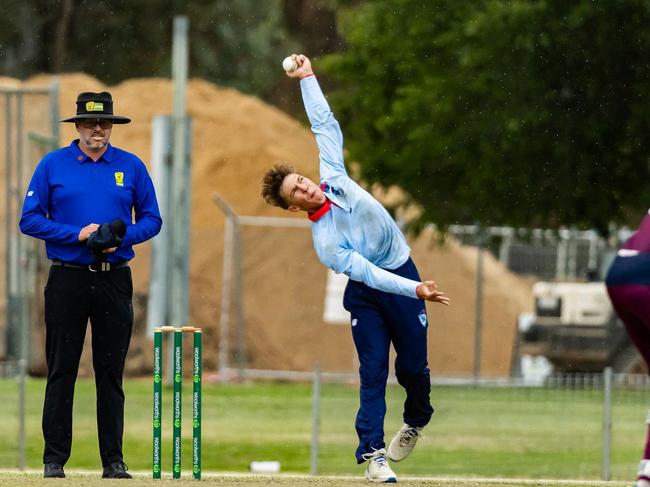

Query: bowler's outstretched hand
[416,280,450,305]
[286,54,314,79]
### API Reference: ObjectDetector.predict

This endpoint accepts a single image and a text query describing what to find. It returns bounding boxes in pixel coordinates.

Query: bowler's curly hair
[261,163,295,209]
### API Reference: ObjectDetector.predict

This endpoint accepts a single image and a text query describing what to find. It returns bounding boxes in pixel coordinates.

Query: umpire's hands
[416,280,450,305]
[286,54,314,79]
[78,223,99,241]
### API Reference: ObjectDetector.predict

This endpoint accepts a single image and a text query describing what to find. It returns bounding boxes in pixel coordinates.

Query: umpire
[19,91,162,479]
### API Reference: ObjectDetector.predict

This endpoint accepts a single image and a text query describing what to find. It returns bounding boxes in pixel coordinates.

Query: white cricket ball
[282,56,297,72]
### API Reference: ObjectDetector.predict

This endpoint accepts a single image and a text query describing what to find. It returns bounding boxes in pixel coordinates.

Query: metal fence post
[148,115,172,336]
[5,92,16,360]
[220,216,234,376]
[556,230,568,280]
[17,358,26,470]
[473,229,484,383]
[49,79,60,144]
[602,366,612,481]
[212,194,238,378]
[498,230,513,268]
[233,216,245,380]
[567,228,578,279]
[169,15,190,330]
[310,363,321,475]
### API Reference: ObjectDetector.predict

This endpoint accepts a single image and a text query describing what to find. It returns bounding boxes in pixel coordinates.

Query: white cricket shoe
[387,423,424,462]
[363,448,397,483]
[636,459,650,487]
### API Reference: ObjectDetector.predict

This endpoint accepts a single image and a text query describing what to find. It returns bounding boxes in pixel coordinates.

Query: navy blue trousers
[343,257,434,463]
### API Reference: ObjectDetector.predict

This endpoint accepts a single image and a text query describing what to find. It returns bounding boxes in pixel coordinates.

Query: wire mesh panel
[610,375,650,481]
[399,384,603,478]
[215,212,637,382]
[507,242,559,280]
[0,366,19,467]
[317,374,648,480]
[0,83,58,470]
[1,85,58,365]
[0,373,646,478]
[446,224,612,281]
[234,223,354,373]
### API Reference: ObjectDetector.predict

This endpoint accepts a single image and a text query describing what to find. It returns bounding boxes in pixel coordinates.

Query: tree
[322,0,650,233]
[0,0,301,96]
[0,0,347,108]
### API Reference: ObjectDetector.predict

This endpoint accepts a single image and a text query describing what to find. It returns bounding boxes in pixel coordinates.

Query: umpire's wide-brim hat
[60,91,131,124]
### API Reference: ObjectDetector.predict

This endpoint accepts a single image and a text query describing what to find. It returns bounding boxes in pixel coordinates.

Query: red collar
[308,199,332,222]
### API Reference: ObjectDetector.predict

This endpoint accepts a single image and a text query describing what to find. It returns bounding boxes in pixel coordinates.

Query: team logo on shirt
[114,172,124,187]
[320,182,344,196]
[351,318,358,327]
[418,310,427,327]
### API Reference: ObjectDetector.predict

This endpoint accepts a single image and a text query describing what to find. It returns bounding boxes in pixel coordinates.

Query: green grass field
[0,377,647,485]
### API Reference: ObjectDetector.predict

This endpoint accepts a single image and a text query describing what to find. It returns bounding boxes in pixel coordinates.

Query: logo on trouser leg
[418,310,427,327]
[351,318,358,327]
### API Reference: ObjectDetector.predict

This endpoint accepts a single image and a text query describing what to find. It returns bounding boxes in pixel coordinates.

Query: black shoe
[102,461,132,479]
[43,463,65,478]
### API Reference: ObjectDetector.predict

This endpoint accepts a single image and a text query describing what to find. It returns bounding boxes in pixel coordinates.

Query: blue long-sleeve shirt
[19,140,162,264]
[302,76,420,298]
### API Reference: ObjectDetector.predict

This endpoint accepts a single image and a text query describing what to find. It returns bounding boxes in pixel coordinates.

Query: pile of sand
[0,73,533,378]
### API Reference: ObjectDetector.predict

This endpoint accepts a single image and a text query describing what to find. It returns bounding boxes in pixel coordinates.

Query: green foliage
[187,0,297,95]
[0,378,645,481]
[0,0,298,96]
[322,0,650,232]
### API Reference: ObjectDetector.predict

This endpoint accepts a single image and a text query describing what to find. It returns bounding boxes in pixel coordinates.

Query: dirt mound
[4,73,532,378]
[0,77,20,87]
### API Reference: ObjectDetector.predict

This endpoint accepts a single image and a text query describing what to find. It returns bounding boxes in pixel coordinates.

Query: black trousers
[42,265,133,467]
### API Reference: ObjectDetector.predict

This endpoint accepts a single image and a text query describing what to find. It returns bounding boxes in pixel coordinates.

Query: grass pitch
[0,471,634,486]
[0,378,647,483]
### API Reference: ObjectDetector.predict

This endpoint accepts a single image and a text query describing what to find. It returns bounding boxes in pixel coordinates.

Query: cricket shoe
[363,448,397,483]
[102,461,132,479]
[636,459,650,487]
[387,423,424,462]
[43,463,65,478]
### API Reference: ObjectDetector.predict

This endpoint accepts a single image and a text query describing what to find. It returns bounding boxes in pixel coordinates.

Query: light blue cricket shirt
[301,75,420,299]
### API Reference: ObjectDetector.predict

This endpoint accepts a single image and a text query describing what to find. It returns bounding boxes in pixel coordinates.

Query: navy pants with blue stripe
[343,257,434,463]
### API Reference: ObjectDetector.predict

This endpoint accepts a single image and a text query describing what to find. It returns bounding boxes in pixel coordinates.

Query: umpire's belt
[51,259,129,272]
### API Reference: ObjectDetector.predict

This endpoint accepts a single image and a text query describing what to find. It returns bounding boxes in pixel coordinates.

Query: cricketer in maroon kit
[605,209,650,487]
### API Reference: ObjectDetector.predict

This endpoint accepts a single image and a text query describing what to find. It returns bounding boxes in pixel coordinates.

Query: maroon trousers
[607,284,650,463]
[607,285,650,369]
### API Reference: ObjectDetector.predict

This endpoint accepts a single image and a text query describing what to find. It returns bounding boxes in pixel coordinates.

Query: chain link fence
[0,82,59,470]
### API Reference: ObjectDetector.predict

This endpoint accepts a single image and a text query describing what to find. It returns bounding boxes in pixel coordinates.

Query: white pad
[639,459,650,477]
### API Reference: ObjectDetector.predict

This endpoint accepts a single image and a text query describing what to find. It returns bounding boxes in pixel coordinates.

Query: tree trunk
[52,0,74,73]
